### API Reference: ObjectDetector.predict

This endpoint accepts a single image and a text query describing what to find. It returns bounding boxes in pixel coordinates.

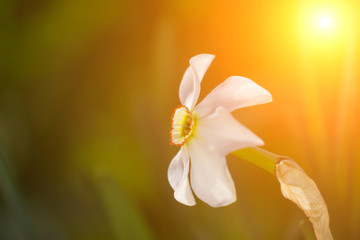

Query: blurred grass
[94,171,155,240]
[0,148,36,239]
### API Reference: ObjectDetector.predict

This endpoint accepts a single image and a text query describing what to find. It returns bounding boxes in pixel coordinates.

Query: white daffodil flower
[168,54,272,207]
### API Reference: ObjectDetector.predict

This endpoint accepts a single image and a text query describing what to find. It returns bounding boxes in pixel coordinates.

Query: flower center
[170,106,195,145]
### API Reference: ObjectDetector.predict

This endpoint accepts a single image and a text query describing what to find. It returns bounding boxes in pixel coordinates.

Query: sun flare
[317,14,333,30]
[310,10,337,35]
[297,4,350,45]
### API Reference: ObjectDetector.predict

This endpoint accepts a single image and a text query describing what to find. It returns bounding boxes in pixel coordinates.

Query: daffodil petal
[168,147,196,206]
[276,160,333,240]
[195,107,264,156]
[179,54,215,109]
[188,139,236,207]
[195,76,272,117]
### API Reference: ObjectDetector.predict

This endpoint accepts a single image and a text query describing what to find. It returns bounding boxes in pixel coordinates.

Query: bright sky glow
[298,4,346,44]
[317,15,333,30]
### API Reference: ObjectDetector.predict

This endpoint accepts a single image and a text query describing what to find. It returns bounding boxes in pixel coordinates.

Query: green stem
[231,147,282,175]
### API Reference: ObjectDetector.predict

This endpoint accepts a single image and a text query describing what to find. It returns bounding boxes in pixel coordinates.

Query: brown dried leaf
[276,159,333,240]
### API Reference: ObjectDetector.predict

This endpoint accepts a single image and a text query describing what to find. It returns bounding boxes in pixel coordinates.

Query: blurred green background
[1,0,360,239]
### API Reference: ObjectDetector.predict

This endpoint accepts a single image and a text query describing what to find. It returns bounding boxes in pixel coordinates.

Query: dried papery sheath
[276,159,333,240]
